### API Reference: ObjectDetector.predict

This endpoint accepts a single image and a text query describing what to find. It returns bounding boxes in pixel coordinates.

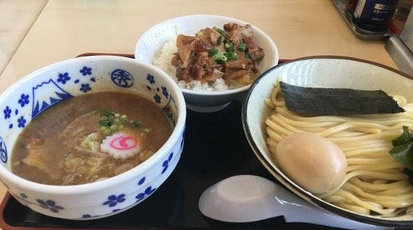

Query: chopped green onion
[96,110,143,136]
[237,42,247,52]
[224,42,234,52]
[214,53,227,62]
[217,36,223,46]
[208,48,218,56]
[100,126,111,135]
[216,28,227,37]
[224,52,238,61]
[100,120,112,127]
[101,110,112,117]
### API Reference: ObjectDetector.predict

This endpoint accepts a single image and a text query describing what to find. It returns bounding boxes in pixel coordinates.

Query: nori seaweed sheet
[279,81,405,116]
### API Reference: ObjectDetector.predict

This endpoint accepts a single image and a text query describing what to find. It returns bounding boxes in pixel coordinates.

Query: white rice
[152,37,230,92]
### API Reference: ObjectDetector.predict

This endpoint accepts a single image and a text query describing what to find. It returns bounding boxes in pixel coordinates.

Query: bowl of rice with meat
[135,14,279,113]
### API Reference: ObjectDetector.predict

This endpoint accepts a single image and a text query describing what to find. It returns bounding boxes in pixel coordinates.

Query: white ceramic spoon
[198,175,394,230]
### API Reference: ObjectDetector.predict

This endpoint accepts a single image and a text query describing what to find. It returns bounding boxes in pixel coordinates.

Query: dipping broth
[11,91,173,185]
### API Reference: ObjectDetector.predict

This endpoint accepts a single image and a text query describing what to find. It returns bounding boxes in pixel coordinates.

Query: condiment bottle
[389,0,413,34]
[352,0,400,34]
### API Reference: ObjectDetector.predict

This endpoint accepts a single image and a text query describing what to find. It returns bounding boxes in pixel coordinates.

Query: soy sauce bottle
[352,0,400,33]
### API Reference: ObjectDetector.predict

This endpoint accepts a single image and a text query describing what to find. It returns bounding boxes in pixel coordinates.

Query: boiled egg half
[275,133,348,194]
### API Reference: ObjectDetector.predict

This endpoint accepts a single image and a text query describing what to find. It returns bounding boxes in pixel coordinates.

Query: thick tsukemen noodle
[11,91,173,185]
[265,81,413,217]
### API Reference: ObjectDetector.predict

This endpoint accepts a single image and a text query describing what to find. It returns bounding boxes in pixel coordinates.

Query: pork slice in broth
[22,137,66,180]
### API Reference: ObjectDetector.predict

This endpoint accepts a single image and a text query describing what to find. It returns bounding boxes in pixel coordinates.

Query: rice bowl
[135,14,279,112]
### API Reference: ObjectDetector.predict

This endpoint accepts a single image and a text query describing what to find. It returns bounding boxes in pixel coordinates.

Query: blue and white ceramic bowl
[0,55,186,220]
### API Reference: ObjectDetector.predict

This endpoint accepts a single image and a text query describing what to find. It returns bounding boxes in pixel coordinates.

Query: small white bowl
[0,56,186,220]
[242,56,413,228]
[135,14,279,113]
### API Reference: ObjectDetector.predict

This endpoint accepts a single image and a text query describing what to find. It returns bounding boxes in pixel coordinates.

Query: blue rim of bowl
[242,55,413,227]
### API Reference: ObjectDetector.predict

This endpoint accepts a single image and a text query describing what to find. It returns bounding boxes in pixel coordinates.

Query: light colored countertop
[0,0,48,76]
[0,0,399,222]
[0,0,398,94]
